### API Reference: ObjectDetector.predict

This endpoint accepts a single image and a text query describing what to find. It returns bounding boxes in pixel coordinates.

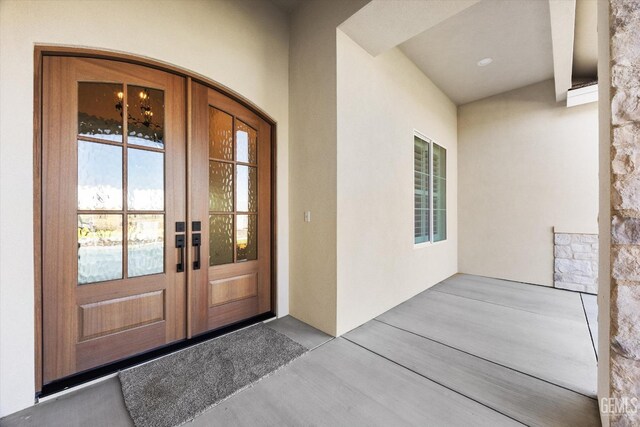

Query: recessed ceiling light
[477,57,493,67]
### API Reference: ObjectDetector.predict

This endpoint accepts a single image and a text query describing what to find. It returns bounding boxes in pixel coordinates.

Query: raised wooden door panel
[42,57,187,383]
[190,82,272,336]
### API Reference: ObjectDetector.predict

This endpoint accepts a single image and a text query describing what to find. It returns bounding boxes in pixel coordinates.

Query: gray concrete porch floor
[1,274,600,426]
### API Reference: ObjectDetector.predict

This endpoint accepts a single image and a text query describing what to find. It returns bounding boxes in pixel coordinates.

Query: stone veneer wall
[609,1,640,425]
[554,233,598,294]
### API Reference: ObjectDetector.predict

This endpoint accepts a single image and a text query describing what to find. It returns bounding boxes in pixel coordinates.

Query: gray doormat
[119,323,307,427]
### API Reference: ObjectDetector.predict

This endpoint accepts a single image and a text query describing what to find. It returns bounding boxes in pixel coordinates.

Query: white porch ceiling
[278,0,596,105]
[339,0,597,106]
[339,0,480,57]
[398,0,554,105]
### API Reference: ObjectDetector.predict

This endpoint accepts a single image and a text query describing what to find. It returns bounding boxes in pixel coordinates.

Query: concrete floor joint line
[341,337,528,426]
[579,293,598,362]
[430,287,585,322]
[371,318,598,401]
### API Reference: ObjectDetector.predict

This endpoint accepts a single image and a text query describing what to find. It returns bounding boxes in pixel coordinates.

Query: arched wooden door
[41,56,273,385]
[189,82,272,336]
[42,57,187,383]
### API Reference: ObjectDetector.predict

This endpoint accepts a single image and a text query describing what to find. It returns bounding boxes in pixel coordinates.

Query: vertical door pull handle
[193,233,202,270]
[176,234,186,273]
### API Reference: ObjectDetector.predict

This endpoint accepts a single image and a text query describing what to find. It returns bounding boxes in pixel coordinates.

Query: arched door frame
[33,45,278,394]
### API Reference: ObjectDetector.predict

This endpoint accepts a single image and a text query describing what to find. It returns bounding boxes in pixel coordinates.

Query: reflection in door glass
[128,148,164,211]
[236,165,257,213]
[235,120,257,164]
[210,214,234,266]
[78,82,123,142]
[127,85,165,148]
[78,140,123,210]
[236,215,257,261]
[78,214,123,284]
[128,214,164,277]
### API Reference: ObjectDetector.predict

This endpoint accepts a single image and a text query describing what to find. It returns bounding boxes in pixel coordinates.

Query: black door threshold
[38,312,275,399]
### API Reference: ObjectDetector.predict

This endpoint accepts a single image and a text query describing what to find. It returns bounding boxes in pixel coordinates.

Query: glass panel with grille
[209,161,234,212]
[78,83,123,142]
[209,108,234,161]
[236,165,257,213]
[128,148,164,211]
[127,86,164,148]
[236,215,257,261]
[77,83,166,284]
[236,120,257,164]
[78,140,123,210]
[78,214,123,284]
[128,214,164,277]
[208,107,259,266]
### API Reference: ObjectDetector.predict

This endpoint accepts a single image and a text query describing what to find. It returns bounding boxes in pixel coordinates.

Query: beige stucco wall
[335,31,458,335]
[0,0,289,417]
[289,0,457,336]
[458,79,599,286]
[288,0,368,336]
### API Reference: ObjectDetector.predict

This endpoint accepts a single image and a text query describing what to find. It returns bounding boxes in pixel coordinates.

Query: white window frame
[414,130,447,248]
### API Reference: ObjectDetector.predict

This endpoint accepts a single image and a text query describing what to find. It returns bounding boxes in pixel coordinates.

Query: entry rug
[119,323,307,427]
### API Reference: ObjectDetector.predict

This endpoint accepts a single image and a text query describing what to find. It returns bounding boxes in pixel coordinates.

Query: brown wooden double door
[42,57,272,385]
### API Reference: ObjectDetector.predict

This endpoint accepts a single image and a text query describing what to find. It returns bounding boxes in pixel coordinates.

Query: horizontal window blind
[433,142,447,242]
[414,136,430,244]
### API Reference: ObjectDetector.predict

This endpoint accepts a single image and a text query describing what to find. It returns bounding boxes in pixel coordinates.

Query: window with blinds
[432,142,447,242]
[414,136,430,244]
[414,133,446,244]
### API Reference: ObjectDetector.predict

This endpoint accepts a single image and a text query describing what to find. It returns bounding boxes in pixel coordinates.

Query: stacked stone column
[610,1,640,424]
